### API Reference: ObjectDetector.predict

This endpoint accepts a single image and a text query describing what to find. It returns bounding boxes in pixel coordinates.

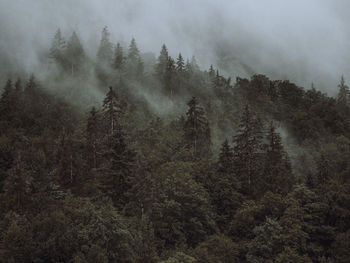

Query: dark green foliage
[184,97,211,160]
[65,31,86,75]
[233,105,263,197]
[114,42,125,70]
[1,197,137,263]
[2,33,350,262]
[262,121,294,195]
[194,235,240,263]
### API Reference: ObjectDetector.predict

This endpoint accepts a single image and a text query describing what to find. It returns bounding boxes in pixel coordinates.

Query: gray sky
[1,0,350,94]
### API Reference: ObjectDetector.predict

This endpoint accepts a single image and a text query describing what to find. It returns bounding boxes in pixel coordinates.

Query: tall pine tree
[233,105,263,197]
[184,97,211,160]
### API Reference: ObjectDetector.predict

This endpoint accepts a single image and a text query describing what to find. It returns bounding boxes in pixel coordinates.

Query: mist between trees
[1,25,350,262]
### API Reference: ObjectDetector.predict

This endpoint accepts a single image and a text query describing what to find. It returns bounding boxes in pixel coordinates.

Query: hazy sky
[1,0,350,94]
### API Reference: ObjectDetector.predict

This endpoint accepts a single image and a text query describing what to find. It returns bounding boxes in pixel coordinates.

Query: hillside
[1,27,350,262]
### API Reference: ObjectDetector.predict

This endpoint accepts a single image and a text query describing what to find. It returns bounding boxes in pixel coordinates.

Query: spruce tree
[164,56,176,97]
[263,121,293,195]
[337,75,349,108]
[102,87,123,136]
[0,79,14,121]
[233,105,263,197]
[99,121,136,209]
[126,38,142,78]
[184,97,211,159]
[65,31,85,75]
[49,28,66,68]
[212,139,242,229]
[218,139,234,174]
[176,53,184,72]
[155,44,168,79]
[86,107,99,169]
[113,42,124,70]
[97,26,113,66]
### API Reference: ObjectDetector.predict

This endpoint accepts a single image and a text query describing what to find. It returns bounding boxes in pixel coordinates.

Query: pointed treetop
[97,26,113,64]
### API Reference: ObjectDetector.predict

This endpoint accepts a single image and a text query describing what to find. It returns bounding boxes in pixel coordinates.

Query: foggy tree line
[0,27,350,262]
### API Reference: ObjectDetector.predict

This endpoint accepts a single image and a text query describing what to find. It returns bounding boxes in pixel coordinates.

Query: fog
[1,0,350,94]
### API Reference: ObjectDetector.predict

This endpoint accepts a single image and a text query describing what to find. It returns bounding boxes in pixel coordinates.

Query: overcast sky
[1,0,350,94]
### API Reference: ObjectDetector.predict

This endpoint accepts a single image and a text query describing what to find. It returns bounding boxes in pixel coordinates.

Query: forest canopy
[0,26,350,263]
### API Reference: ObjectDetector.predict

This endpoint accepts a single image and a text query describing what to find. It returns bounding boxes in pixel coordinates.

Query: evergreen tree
[102,87,123,136]
[86,107,99,169]
[218,139,234,174]
[99,127,136,208]
[164,56,176,97]
[155,44,169,79]
[126,38,142,78]
[176,53,184,72]
[0,79,14,122]
[65,31,85,75]
[184,97,211,159]
[212,139,242,229]
[96,26,113,66]
[113,42,124,70]
[209,65,215,77]
[127,38,140,62]
[262,121,293,195]
[49,28,66,68]
[337,75,349,108]
[233,105,263,197]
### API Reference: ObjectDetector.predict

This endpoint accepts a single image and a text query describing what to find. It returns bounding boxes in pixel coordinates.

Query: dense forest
[1,27,350,263]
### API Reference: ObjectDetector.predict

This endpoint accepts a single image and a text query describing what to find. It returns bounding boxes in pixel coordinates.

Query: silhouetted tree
[184,97,211,159]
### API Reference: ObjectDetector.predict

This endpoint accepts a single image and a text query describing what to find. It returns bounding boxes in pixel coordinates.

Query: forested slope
[1,28,350,263]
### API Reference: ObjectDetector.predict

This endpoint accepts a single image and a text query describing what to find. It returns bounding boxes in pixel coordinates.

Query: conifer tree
[126,38,143,78]
[49,28,66,68]
[102,86,123,136]
[212,139,242,229]
[209,65,215,77]
[0,79,14,121]
[164,56,176,97]
[99,122,136,209]
[65,31,85,75]
[155,44,169,79]
[97,26,113,66]
[217,139,234,175]
[337,75,349,108]
[184,97,211,159]
[86,107,99,169]
[263,121,293,195]
[176,53,184,72]
[233,105,263,197]
[113,42,124,70]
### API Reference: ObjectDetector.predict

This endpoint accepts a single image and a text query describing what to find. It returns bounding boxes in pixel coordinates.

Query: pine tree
[218,139,234,174]
[155,44,169,79]
[190,56,200,71]
[0,79,14,121]
[127,38,140,62]
[176,53,184,72]
[209,65,215,77]
[233,105,263,197]
[212,139,242,229]
[337,75,349,108]
[86,107,99,169]
[65,31,85,75]
[164,56,176,97]
[99,127,136,208]
[49,28,66,68]
[184,97,211,159]
[102,87,123,136]
[113,42,124,70]
[126,38,142,78]
[97,26,113,66]
[263,121,293,195]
